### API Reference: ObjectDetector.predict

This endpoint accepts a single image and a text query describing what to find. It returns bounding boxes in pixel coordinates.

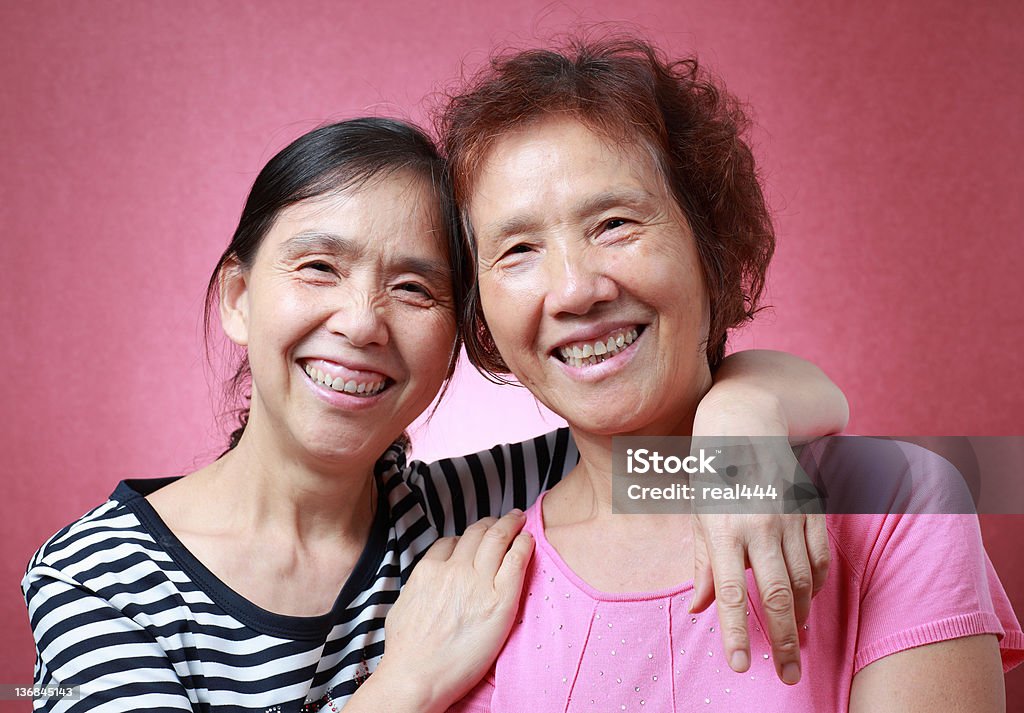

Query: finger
[701,522,752,673]
[780,516,813,628]
[748,537,801,685]
[805,514,831,596]
[422,536,459,562]
[473,510,527,576]
[451,517,498,562]
[494,530,535,597]
[689,517,716,614]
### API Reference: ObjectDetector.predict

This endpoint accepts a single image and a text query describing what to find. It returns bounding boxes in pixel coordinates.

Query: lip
[551,324,646,382]
[296,357,394,410]
[298,356,393,383]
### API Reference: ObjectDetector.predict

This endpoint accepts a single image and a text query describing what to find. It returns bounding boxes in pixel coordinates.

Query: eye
[602,218,631,231]
[301,261,335,273]
[501,243,533,258]
[395,281,435,301]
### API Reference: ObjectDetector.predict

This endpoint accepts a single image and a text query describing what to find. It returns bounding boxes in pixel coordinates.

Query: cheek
[401,309,458,383]
[478,271,538,350]
[671,274,712,356]
[679,254,710,337]
[642,241,708,316]
[250,287,318,351]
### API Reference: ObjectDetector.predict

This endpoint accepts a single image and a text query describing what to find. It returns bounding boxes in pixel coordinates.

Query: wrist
[694,385,787,437]
[351,660,438,713]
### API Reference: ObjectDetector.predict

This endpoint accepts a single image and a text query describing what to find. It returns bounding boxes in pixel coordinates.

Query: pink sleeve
[446,671,495,713]
[845,511,1024,673]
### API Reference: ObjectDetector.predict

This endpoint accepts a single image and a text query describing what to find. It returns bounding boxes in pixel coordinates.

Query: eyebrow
[482,215,542,244]
[278,231,358,258]
[392,256,453,286]
[573,189,659,219]
[280,230,452,285]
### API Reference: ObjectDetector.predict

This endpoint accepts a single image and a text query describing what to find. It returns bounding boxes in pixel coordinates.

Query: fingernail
[509,508,524,516]
[782,662,801,685]
[730,651,749,672]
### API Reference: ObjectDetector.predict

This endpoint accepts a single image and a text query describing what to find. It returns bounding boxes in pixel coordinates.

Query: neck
[207,408,382,546]
[563,400,703,512]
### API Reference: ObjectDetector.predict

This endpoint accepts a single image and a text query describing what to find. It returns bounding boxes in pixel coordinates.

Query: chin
[565,410,647,438]
[298,423,398,466]
[312,442,388,468]
[561,392,690,438]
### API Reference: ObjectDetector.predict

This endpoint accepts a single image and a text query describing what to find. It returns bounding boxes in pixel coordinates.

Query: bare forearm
[698,349,849,440]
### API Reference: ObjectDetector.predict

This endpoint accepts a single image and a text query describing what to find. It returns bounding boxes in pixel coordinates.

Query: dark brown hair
[440,35,774,377]
[204,118,468,451]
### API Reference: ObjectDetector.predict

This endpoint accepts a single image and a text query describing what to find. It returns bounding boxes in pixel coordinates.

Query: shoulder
[808,436,975,516]
[802,437,978,573]
[24,479,182,602]
[28,483,144,569]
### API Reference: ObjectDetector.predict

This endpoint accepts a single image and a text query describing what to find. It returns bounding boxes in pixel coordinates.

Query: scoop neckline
[532,489,696,603]
[118,474,392,641]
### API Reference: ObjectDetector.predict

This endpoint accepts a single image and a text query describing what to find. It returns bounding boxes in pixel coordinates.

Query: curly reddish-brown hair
[439,35,774,378]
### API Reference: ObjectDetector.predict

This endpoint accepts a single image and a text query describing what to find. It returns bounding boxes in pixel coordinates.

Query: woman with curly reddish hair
[441,36,1023,711]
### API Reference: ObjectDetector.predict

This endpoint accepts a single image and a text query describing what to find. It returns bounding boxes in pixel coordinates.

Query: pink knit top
[449,491,1023,712]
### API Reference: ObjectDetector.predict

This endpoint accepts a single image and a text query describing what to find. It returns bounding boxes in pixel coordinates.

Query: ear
[219,258,250,347]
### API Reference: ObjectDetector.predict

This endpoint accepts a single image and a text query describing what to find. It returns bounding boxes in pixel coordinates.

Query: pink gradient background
[2,0,1022,705]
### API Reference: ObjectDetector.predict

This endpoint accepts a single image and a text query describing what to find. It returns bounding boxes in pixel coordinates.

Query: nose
[323,288,389,347]
[543,243,619,317]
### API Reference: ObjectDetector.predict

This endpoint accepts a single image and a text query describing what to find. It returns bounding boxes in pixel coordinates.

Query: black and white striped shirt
[23,429,577,712]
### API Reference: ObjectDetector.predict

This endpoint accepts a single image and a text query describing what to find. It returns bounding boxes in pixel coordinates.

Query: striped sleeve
[23,567,194,712]
[402,428,578,537]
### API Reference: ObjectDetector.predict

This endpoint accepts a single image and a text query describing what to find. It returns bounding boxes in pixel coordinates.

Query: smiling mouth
[302,363,390,396]
[554,326,645,368]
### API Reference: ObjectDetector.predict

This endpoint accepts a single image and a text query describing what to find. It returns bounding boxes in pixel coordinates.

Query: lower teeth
[566,353,610,368]
[562,329,642,368]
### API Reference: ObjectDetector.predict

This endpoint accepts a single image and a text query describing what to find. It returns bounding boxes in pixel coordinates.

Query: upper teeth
[303,364,386,395]
[559,328,638,367]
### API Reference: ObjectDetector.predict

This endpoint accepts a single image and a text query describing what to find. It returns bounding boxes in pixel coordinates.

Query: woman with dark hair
[24,116,849,712]
[441,38,1023,711]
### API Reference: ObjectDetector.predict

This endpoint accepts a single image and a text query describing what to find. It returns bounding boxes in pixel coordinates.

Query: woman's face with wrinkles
[467,117,713,437]
[220,171,457,464]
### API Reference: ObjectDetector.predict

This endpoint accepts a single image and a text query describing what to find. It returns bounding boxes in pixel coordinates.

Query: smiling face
[220,171,457,466]
[468,117,713,437]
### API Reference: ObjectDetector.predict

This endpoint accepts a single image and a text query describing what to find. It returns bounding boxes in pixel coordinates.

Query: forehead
[266,171,447,259]
[468,117,669,220]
